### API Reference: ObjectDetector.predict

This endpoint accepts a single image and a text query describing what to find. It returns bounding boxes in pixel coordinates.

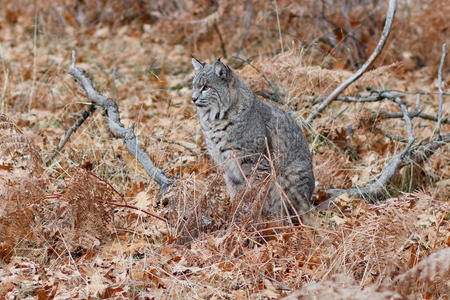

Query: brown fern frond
[0,113,45,177]
[0,113,47,262]
[56,167,116,251]
[321,192,449,288]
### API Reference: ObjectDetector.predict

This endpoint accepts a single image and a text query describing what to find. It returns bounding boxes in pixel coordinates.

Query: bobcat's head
[191,57,234,121]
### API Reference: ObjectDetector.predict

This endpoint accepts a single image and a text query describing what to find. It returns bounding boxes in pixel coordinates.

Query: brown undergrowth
[0,114,118,262]
[0,0,448,299]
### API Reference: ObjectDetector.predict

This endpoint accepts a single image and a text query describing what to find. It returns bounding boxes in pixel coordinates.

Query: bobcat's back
[191,57,315,221]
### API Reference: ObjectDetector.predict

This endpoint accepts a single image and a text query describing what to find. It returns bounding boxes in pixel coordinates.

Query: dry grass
[0,0,448,299]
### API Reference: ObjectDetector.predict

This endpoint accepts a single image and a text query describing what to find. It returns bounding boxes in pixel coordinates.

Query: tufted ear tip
[213,60,231,81]
[191,56,205,72]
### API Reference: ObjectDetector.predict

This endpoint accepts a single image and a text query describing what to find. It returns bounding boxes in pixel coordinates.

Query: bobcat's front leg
[223,157,246,197]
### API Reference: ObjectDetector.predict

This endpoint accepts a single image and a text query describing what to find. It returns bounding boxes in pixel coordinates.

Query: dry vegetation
[0,0,449,299]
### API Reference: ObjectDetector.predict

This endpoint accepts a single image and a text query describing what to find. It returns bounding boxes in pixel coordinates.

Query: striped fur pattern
[191,57,315,221]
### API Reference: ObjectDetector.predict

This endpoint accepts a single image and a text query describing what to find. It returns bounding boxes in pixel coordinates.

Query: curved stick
[68,51,174,194]
[306,0,397,124]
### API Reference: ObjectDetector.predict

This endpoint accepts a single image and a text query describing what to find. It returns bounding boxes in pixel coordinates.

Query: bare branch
[256,90,285,104]
[327,128,449,201]
[436,43,447,137]
[306,0,397,123]
[324,82,450,201]
[46,104,96,166]
[68,51,174,194]
[326,140,414,201]
[312,95,382,104]
[377,111,449,124]
[389,92,414,141]
[236,0,253,58]
[308,89,449,124]
[151,136,198,157]
[409,134,450,164]
[101,200,168,224]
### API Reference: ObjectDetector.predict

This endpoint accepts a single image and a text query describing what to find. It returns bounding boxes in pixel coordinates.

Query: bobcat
[191,57,315,222]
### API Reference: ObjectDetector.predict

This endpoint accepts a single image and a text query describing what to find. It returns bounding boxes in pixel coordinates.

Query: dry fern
[0,114,117,261]
[323,194,447,286]
[54,167,117,252]
[0,113,47,262]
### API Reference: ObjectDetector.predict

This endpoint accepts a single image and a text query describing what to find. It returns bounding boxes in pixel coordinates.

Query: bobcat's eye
[201,85,210,92]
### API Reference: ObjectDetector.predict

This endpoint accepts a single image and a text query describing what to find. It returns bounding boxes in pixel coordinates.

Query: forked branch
[68,51,174,194]
[326,85,449,201]
[46,104,96,166]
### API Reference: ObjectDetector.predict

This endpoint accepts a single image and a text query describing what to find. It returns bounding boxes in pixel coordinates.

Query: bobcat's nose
[192,95,198,103]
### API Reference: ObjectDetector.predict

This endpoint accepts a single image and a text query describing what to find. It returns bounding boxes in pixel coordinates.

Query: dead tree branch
[325,86,449,201]
[68,51,174,194]
[46,104,96,166]
[436,43,447,137]
[308,91,449,124]
[306,0,397,123]
[377,111,449,124]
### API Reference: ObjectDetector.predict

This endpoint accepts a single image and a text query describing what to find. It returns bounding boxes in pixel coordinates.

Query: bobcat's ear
[213,60,231,81]
[191,56,205,73]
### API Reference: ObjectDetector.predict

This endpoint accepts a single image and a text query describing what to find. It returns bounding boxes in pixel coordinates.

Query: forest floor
[0,1,449,299]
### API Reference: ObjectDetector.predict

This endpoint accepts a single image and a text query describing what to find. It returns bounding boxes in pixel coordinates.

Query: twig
[326,141,414,201]
[100,200,168,224]
[46,104,96,166]
[389,92,414,141]
[236,0,253,58]
[383,89,450,97]
[436,43,447,137]
[319,0,368,59]
[409,134,450,164]
[306,0,397,123]
[310,94,383,104]
[256,90,285,104]
[309,90,450,106]
[84,168,125,200]
[273,0,284,52]
[260,273,291,291]
[213,24,227,59]
[306,92,449,124]
[151,136,198,156]
[329,106,348,125]
[385,133,407,143]
[415,94,421,111]
[68,51,175,194]
[377,111,449,124]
